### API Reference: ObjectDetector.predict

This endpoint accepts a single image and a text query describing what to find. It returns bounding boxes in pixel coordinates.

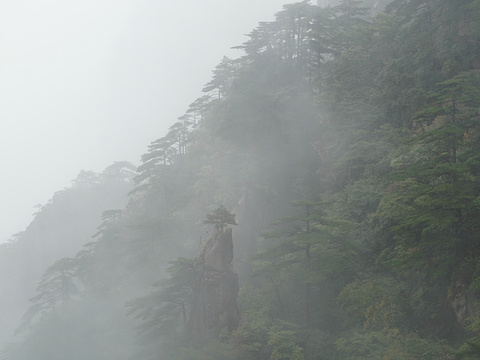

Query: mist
[2,0,478,359]
[0,0,287,243]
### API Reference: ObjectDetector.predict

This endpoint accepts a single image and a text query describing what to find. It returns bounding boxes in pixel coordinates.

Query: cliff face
[449,279,478,330]
[188,228,239,338]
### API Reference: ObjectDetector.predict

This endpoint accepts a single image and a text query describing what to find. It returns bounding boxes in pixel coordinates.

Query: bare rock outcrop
[449,279,477,329]
[188,228,239,339]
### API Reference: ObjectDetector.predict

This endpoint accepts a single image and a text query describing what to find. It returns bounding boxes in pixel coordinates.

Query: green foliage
[337,278,408,330]
[174,340,239,360]
[127,258,196,335]
[7,1,480,359]
[252,200,357,331]
[231,311,308,360]
[267,330,304,360]
[203,205,237,232]
[335,328,455,360]
[457,316,480,359]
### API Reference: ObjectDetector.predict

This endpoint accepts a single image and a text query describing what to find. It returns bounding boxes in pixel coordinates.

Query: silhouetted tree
[203,205,237,232]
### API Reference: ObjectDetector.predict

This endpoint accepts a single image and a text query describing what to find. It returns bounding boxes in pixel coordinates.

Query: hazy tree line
[2,0,480,359]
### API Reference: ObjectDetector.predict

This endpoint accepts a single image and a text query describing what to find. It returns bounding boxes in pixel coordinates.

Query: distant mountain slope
[0,162,135,345]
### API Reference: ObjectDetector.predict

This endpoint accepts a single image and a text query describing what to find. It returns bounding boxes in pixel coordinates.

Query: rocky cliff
[188,228,239,339]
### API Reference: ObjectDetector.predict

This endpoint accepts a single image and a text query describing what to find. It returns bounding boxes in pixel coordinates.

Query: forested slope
[3,0,480,359]
[0,162,135,350]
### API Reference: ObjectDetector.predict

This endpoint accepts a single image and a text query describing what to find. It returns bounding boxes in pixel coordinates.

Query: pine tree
[203,205,237,232]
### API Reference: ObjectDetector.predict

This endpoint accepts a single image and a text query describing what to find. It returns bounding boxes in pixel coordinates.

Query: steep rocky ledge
[449,278,478,330]
[188,228,239,338]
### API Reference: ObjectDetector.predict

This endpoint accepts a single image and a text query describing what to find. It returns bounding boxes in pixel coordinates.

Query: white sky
[0,0,290,243]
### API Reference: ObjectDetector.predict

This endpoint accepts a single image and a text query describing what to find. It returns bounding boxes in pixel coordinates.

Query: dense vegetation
[3,0,480,359]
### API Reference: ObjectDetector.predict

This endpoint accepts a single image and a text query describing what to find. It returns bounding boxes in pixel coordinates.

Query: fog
[0,0,288,243]
[1,1,471,358]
